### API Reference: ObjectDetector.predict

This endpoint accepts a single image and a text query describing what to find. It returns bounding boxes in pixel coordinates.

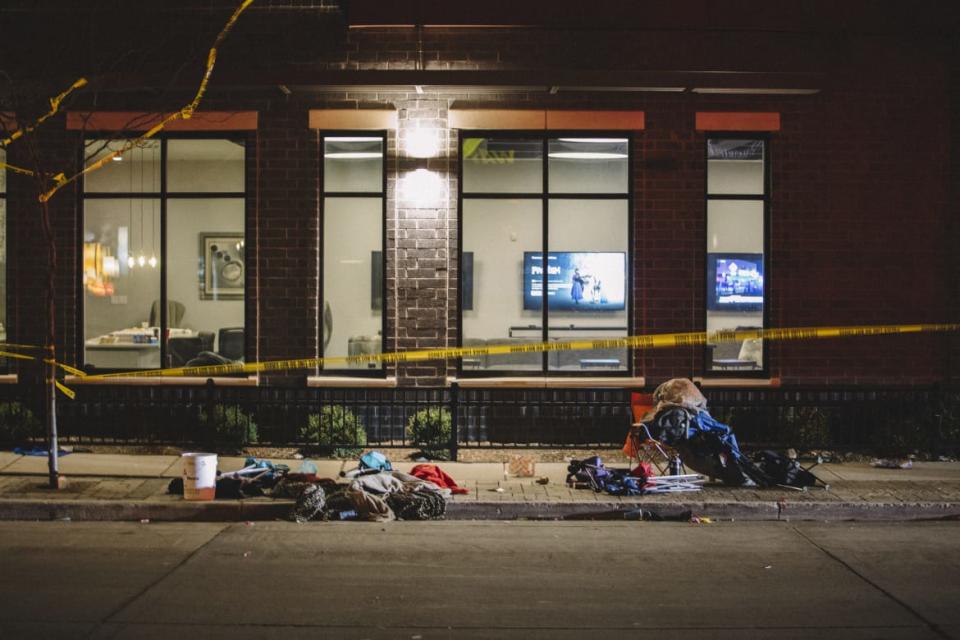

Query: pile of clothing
[290,453,467,523]
[168,452,467,522]
[643,378,819,488]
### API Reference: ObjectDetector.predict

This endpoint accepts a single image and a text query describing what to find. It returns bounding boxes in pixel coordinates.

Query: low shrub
[0,402,42,444]
[201,404,258,452]
[406,407,452,460]
[301,405,367,457]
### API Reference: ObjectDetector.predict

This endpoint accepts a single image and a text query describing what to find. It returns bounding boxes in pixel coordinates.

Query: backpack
[359,450,393,472]
[566,456,611,492]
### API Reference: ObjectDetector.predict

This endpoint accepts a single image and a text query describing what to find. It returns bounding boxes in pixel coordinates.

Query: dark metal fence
[1,380,958,458]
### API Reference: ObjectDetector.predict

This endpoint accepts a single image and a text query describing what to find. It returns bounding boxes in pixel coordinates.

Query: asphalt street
[0,521,958,639]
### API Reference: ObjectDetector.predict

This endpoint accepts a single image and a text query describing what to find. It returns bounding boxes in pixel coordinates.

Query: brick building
[1,0,958,406]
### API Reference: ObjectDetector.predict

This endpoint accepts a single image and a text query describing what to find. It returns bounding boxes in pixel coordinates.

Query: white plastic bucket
[181,453,218,501]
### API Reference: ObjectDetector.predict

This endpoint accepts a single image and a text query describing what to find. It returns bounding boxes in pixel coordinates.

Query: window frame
[703,132,771,378]
[77,132,251,372]
[317,130,388,378]
[457,130,635,378]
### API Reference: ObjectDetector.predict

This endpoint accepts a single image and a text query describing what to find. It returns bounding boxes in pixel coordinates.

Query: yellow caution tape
[80,323,960,381]
[0,77,88,147]
[43,359,87,378]
[0,350,35,362]
[55,380,76,400]
[0,342,49,351]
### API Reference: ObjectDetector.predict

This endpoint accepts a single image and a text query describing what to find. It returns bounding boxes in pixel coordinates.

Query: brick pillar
[391,94,456,386]
[255,106,319,385]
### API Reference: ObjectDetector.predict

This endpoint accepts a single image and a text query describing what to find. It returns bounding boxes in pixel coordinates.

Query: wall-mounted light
[400,168,444,207]
[324,136,383,159]
[404,127,439,159]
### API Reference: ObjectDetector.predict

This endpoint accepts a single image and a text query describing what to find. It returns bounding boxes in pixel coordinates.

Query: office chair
[168,331,214,367]
[218,327,245,362]
[185,328,244,367]
[150,299,186,328]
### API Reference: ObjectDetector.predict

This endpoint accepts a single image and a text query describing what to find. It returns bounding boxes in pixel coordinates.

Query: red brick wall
[1,13,955,388]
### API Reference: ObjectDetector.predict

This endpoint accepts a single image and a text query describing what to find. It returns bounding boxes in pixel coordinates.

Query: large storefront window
[82,137,246,371]
[705,137,768,374]
[461,135,631,375]
[320,135,385,373]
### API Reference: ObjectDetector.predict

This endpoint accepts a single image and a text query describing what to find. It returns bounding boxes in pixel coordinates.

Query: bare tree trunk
[38,197,59,488]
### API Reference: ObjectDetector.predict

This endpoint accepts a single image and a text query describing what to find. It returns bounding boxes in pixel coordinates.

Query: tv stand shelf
[508,325,627,338]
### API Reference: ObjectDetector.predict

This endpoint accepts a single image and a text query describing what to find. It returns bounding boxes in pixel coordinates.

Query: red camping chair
[624,392,673,475]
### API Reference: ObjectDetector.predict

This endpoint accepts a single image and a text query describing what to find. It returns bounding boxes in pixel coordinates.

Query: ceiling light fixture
[557,138,629,143]
[548,152,628,159]
[325,151,383,159]
[691,87,820,95]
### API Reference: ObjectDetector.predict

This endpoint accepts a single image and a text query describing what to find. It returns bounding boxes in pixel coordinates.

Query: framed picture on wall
[199,232,244,300]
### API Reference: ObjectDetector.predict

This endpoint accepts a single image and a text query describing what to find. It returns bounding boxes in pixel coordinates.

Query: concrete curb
[1,498,959,522]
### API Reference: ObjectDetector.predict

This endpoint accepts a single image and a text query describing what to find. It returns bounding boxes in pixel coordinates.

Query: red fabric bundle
[410,464,470,495]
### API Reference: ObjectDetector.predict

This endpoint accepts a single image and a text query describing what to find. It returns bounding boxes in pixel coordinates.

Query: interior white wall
[167,140,244,193]
[463,154,542,193]
[707,159,763,194]
[549,157,628,194]
[706,200,764,252]
[168,160,244,193]
[462,199,542,341]
[324,157,382,193]
[167,199,245,347]
[323,197,382,367]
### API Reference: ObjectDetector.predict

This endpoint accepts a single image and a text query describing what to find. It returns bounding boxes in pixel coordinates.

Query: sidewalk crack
[789,525,951,640]
[85,523,232,639]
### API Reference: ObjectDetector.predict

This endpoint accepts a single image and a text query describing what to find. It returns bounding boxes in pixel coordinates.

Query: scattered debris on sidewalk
[167,451,460,522]
[872,458,914,469]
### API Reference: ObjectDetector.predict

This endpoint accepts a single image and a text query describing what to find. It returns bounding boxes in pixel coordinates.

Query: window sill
[65,375,259,387]
[448,376,645,389]
[693,376,781,389]
[307,376,397,388]
[0,374,18,385]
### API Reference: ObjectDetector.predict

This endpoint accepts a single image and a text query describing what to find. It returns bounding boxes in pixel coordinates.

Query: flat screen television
[523,251,626,311]
[707,253,764,312]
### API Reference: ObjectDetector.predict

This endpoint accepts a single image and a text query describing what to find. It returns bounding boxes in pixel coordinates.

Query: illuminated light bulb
[127,256,135,268]
[148,255,157,268]
[138,255,146,267]
[405,128,439,158]
[400,168,444,207]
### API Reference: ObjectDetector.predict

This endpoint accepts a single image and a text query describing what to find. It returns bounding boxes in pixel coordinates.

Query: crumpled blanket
[291,484,326,523]
[349,472,405,495]
[386,491,446,520]
[410,464,470,495]
[342,487,395,522]
[651,378,707,414]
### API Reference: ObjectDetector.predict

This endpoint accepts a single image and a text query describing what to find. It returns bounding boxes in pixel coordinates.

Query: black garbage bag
[754,450,819,488]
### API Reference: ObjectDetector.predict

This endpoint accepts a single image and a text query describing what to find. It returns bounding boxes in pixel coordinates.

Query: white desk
[85,340,161,369]
[84,327,193,369]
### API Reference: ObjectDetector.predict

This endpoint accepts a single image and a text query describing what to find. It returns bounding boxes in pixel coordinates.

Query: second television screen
[523,252,626,311]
